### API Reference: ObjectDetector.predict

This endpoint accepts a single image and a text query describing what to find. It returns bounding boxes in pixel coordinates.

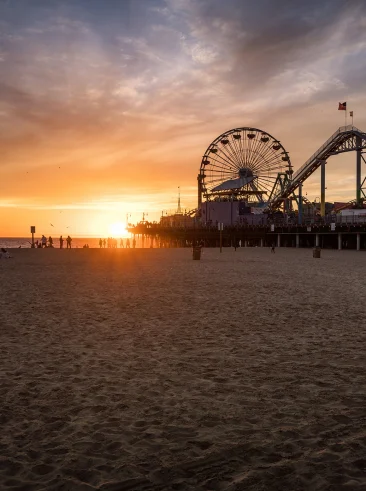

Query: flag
[338,102,347,110]
[350,111,353,117]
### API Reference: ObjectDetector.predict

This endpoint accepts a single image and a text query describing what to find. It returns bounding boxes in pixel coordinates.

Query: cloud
[1,0,366,234]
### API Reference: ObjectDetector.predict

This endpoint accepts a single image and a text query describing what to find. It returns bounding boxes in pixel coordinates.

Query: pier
[128,222,366,251]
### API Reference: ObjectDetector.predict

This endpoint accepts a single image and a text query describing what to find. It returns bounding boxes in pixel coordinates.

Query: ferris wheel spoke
[250,141,277,170]
[208,153,238,173]
[227,135,243,169]
[214,148,240,171]
[231,136,244,168]
[214,135,242,168]
[251,150,283,173]
[208,171,239,182]
[256,178,274,193]
[207,176,238,188]
[218,142,242,170]
[206,175,239,188]
[250,136,265,170]
[204,162,237,174]
[254,158,284,174]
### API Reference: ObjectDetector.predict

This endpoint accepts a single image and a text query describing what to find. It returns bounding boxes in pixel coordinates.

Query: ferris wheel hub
[238,167,254,178]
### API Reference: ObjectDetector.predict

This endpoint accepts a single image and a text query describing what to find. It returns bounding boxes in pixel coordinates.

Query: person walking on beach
[271,242,275,253]
[126,238,130,248]
[103,238,106,248]
[66,235,72,249]
[120,238,124,248]
[59,236,64,249]
[99,238,103,248]
[132,237,136,248]
[48,236,53,248]
[41,235,47,248]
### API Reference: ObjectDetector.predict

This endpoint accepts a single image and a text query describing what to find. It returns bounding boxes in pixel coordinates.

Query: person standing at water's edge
[59,236,64,249]
[66,235,72,249]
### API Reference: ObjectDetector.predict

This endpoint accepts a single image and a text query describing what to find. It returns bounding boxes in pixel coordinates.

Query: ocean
[0,237,140,249]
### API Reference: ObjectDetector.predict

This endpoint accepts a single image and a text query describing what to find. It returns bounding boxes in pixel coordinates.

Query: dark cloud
[1,0,366,221]
[169,0,366,91]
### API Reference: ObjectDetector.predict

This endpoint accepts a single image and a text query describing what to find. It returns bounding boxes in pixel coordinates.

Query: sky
[1,0,366,236]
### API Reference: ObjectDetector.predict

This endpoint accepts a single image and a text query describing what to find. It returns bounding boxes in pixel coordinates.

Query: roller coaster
[198,125,366,220]
[269,125,366,215]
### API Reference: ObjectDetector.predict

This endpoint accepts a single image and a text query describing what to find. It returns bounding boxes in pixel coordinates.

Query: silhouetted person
[66,235,72,249]
[271,243,275,253]
[41,235,47,248]
[126,238,130,248]
[103,238,106,248]
[120,238,124,248]
[59,236,64,249]
[48,236,53,248]
[132,238,136,248]
[99,238,102,248]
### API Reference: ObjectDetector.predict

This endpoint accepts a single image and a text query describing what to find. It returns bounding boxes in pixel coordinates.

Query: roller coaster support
[356,136,362,206]
[298,183,303,225]
[197,174,202,209]
[320,160,326,217]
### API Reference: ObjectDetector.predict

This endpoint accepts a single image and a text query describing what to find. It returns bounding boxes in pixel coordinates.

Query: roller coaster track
[269,125,366,209]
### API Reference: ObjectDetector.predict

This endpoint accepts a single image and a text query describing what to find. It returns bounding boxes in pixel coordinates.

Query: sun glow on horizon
[109,221,128,237]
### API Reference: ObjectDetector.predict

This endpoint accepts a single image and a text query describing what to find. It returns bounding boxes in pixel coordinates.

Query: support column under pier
[356,136,362,207]
[296,234,299,248]
[260,238,263,247]
[277,234,281,247]
[338,233,342,250]
[298,183,303,225]
[357,233,360,251]
[197,174,202,210]
[316,234,319,247]
[321,160,326,217]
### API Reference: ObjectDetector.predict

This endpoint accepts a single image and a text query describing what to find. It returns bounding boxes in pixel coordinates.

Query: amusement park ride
[197,125,366,223]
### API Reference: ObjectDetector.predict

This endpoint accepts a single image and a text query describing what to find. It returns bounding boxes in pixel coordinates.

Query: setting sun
[109,222,128,237]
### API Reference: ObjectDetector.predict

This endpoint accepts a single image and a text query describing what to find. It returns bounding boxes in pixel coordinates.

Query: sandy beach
[0,247,365,490]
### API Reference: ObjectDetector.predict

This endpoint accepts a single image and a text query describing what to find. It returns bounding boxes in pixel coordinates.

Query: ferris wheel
[199,127,292,203]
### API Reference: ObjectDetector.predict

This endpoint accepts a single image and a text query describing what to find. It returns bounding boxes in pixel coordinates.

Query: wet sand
[1,247,365,490]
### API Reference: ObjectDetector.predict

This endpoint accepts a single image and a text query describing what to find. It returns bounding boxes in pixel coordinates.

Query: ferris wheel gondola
[199,127,292,204]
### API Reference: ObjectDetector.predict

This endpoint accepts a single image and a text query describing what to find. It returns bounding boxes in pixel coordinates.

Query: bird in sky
[50,223,54,227]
